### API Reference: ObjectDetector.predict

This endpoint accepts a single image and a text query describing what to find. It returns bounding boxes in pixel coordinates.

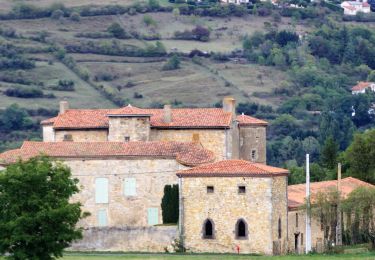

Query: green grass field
[61,252,375,260]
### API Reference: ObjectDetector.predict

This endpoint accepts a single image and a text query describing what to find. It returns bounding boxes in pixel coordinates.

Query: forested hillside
[0,0,374,184]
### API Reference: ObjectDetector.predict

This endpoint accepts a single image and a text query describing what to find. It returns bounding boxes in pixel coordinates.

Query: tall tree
[320,136,339,170]
[343,129,375,184]
[0,157,88,259]
[161,184,179,224]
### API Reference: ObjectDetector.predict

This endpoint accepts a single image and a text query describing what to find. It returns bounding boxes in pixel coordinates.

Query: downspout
[225,129,229,159]
[178,177,184,247]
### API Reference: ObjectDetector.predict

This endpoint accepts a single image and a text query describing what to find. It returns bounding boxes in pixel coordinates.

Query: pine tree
[161,184,179,223]
[320,136,339,169]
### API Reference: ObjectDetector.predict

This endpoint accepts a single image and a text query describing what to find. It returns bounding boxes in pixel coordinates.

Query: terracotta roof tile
[0,141,215,167]
[48,106,237,129]
[40,117,57,125]
[288,177,374,210]
[351,81,372,91]
[237,114,268,126]
[177,159,288,177]
[107,104,152,117]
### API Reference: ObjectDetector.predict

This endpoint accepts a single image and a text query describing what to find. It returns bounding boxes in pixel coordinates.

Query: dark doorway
[294,233,300,253]
[203,219,214,239]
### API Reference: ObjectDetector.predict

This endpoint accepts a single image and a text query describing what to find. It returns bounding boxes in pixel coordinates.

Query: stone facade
[70,226,178,252]
[55,129,108,142]
[108,117,150,142]
[287,210,325,254]
[150,129,228,161]
[63,158,186,228]
[42,125,55,142]
[180,176,287,255]
[239,126,266,164]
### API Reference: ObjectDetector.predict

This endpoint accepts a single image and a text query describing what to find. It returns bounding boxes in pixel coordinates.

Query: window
[124,136,130,142]
[97,209,107,226]
[235,219,248,239]
[63,134,73,141]
[296,213,298,228]
[207,186,214,193]
[251,149,257,161]
[278,217,282,239]
[147,208,158,225]
[95,178,109,204]
[238,186,246,194]
[203,219,215,239]
[301,233,304,245]
[124,178,136,196]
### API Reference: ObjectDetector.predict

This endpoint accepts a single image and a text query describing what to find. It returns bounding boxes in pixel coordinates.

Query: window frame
[206,186,214,194]
[238,185,246,194]
[202,218,215,239]
[235,218,249,240]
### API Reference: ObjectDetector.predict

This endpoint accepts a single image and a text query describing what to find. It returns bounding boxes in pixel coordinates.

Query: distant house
[341,1,371,15]
[351,81,375,94]
[220,0,249,4]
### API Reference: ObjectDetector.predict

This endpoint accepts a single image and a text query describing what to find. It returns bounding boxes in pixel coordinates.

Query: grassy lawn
[61,252,375,260]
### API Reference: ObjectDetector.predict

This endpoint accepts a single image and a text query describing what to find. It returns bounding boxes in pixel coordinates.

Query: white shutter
[95,178,109,203]
[124,178,136,196]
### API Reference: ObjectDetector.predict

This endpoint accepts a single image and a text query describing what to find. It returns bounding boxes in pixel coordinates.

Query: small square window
[63,134,73,141]
[207,186,214,193]
[124,136,130,142]
[238,186,246,194]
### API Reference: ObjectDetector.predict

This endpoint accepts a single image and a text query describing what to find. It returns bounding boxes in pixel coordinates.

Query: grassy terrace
[61,252,375,260]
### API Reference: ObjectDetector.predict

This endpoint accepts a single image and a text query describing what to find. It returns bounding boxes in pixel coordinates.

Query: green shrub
[162,54,181,71]
[50,9,64,19]
[69,12,80,22]
[161,184,179,224]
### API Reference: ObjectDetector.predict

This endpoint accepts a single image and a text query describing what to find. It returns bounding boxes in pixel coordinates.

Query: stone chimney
[163,104,172,124]
[59,101,69,115]
[192,133,200,143]
[222,97,236,119]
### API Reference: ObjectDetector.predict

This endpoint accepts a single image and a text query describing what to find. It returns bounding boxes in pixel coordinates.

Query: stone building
[287,177,374,254]
[177,160,289,255]
[41,97,268,163]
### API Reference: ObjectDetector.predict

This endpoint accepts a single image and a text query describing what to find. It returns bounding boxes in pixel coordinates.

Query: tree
[320,136,339,170]
[342,187,375,248]
[162,54,180,71]
[161,184,179,224]
[107,23,128,39]
[69,12,80,22]
[367,70,375,82]
[343,129,375,184]
[50,9,64,20]
[0,157,88,259]
[148,0,160,10]
[143,15,156,27]
[0,104,33,131]
[192,26,210,42]
[172,8,180,20]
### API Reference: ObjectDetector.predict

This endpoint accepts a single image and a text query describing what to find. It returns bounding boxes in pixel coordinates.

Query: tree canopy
[0,157,88,259]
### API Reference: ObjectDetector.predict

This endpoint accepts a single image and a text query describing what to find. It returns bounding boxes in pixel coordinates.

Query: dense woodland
[0,0,374,185]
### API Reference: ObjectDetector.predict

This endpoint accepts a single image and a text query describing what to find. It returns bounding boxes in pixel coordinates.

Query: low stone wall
[70,226,178,252]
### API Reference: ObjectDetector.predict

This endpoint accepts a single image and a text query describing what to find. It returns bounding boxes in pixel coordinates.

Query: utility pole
[336,163,342,246]
[306,154,312,253]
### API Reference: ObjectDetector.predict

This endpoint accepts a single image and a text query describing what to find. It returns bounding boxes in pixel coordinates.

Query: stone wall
[64,158,187,227]
[271,176,288,254]
[287,210,325,254]
[55,130,108,142]
[181,176,274,255]
[42,125,55,142]
[239,126,266,164]
[108,117,150,142]
[70,226,178,252]
[150,129,227,161]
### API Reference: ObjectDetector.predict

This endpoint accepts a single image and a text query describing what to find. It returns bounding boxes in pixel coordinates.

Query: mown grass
[61,252,375,260]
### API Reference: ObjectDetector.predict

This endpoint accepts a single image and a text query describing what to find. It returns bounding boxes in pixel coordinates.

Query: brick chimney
[163,104,172,124]
[59,101,69,114]
[222,97,236,119]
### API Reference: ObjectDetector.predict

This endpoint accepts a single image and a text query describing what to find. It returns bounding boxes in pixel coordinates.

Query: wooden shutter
[124,178,136,196]
[97,209,107,226]
[95,178,109,203]
[147,208,158,225]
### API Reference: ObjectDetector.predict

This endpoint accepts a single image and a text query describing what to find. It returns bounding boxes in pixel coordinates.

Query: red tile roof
[177,159,288,177]
[237,114,268,126]
[351,81,372,91]
[42,104,268,130]
[0,141,215,167]
[40,116,57,125]
[288,177,374,210]
[107,105,152,117]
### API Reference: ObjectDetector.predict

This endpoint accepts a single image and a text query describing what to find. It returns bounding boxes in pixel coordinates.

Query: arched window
[278,217,282,239]
[203,219,214,239]
[235,219,248,239]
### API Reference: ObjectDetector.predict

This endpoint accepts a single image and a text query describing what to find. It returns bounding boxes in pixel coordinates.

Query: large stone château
[0,97,291,255]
